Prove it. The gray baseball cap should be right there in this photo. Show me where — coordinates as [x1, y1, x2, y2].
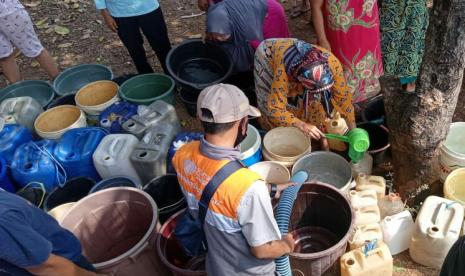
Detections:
[197, 83, 261, 123]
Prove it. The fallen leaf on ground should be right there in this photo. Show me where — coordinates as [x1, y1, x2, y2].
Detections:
[99, 36, 105, 42]
[54, 25, 70, 35]
[30, 61, 39, 68]
[58, 42, 73, 48]
[35, 17, 48, 27]
[96, 20, 103, 25]
[393, 266, 406, 272]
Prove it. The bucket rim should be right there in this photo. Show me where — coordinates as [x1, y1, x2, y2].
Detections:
[60, 187, 158, 269]
[239, 124, 261, 158]
[0, 79, 56, 107]
[288, 182, 355, 259]
[75, 80, 120, 108]
[443, 122, 465, 157]
[263, 127, 311, 161]
[156, 208, 207, 275]
[53, 64, 114, 96]
[44, 176, 96, 211]
[444, 168, 465, 205]
[89, 175, 142, 194]
[166, 39, 234, 90]
[34, 105, 85, 135]
[248, 161, 291, 183]
[118, 73, 175, 103]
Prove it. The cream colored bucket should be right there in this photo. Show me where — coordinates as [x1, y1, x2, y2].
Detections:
[75, 80, 119, 117]
[262, 127, 311, 168]
[249, 161, 290, 184]
[34, 105, 87, 140]
[444, 168, 465, 205]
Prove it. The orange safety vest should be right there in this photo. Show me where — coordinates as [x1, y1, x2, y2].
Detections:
[172, 141, 261, 224]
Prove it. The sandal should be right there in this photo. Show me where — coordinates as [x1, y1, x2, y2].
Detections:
[401, 84, 416, 94]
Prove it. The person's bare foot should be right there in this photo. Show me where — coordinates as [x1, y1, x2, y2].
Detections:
[401, 82, 416, 94]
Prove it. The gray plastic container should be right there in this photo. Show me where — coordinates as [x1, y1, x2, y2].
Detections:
[0, 96, 43, 131]
[131, 122, 178, 184]
[122, 100, 180, 139]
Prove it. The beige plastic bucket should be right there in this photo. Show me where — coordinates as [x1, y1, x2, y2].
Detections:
[444, 168, 465, 205]
[249, 161, 290, 184]
[48, 202, 75, 221]
[439, 122, 465, 182]
[34, 105, 87, 140]
[75, 80, 119, 116]
[59, 187, 170, 276]
[262, 127, 311, 168]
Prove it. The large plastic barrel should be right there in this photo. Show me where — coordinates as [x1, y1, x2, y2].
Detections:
[0, 80, 55, 108]
[119, 73, 175, 105]
[156, 209, 207, 276]
[143, 174, 186, 225]
[43, 177, 96, 211]
[53, 64, 113, 96]
[59, 187, 170, 275]
[286, 183, 354, 275]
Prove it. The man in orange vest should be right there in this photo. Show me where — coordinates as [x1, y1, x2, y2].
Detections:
[172, 83, 295, 275]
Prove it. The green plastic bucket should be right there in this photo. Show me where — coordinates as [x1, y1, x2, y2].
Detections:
[0, 80, 55, 108]
[119, 73, 175, 105]
[53, 64, 113, 96]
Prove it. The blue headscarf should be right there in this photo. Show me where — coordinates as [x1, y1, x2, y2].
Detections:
[207, 0, 268, 72]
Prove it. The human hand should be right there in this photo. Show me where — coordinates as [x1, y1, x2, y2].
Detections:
[282, 233, 295, 254]
[270, 182, 295, 199]
[198, 0, 209, 11]
[319, 39, 331, 52]
[103, 13, 118, 32]
[296, 121, 325, 140]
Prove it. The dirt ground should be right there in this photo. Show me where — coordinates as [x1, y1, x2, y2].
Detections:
[1, 0, 461, 275]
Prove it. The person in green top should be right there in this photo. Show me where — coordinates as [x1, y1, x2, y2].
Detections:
[94, 0, 171, 74]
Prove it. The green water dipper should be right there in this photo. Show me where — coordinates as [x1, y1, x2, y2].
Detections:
[325, 128, 370, 163]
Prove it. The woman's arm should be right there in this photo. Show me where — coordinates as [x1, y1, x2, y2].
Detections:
[311, 0, 331, 51]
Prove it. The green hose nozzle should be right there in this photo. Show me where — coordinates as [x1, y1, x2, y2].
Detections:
[325, 128, 370, 163]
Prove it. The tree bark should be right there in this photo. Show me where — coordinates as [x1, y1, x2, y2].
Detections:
[384, 0, 465, 204]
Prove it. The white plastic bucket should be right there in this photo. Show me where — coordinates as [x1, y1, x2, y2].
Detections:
[75, 80, 119, 124]
[34, 105, 87, 140]
[444, 168, 465, 205]
[262, 127, 311, 168]
[439, 122, 465, 182]
[249, 161, 290, 184]
[239, 124, 262, 167]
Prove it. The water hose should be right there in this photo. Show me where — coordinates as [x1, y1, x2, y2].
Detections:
[275, 171, 309, 276]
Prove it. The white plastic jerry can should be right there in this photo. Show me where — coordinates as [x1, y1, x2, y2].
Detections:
[341, 242, 393, 276]
[122, 100, 181, 139]
[349, 223, 384, 250]
[378, 193, 405, 219]
[381, 210, 414, 255]
[354, 206, 381, 226]
[355, 173, 386, 199]
[0, 96, 43, 131]
[409, 196, 464, 269]
[92, 134, 141, 183]
[325, 111, 348, 152]
[349, 190, 378, 209]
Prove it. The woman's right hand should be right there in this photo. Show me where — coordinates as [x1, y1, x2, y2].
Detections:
[102, 13, 117, 33]
[296, 121, 325, 140]
[198, 0, 209, 11]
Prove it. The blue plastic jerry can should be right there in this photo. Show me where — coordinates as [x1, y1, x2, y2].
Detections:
[54, 127, 108, 181]
[11, 140, 65, 192]
[0, 124, 33, 165]
[99, 102, 138, 133]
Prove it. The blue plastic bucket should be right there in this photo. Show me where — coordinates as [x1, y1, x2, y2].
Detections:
[239, 124, 262, 167]
[89, 176, 142, 194]
[0, 155, 17, 192]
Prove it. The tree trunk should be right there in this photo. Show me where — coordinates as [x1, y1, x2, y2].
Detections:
[384, 0, 465, 205]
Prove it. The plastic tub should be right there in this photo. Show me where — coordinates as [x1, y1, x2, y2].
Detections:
[156, 209, 207, 276]
[46, 94, 76, 109]
[263, 127, 311, 168]
[119, 73, 175, 105]
[0, 80, 55, 107]
[143, 174, 186, 225]
[89, 176, 142, 194]
[53, 64, 113, 96]
[440, 122, 465, 182]
[444, 168, 465, 205]
[356, 123, 390, 165]
[75, 80, 119, 123]
[362, 95, 385, 125]
[166, 39, 233, 92]
[59, 187, 170, 275]
[239, 124, 262, 167]
[287, 183, 354, 275]
[292, 151, 354, 193]
[43, 177, 95, 211]
[34, 105, 87, 140]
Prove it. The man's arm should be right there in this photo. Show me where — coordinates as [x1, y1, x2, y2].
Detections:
[250, 233, 295, 259]
[26, 254, 99, 276]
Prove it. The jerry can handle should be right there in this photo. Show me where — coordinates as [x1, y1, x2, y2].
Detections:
[109, 139, 121, 156]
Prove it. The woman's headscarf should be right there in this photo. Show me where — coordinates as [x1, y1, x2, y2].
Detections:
[284, 40, 335, 118]
[206, 0, 268, 72]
